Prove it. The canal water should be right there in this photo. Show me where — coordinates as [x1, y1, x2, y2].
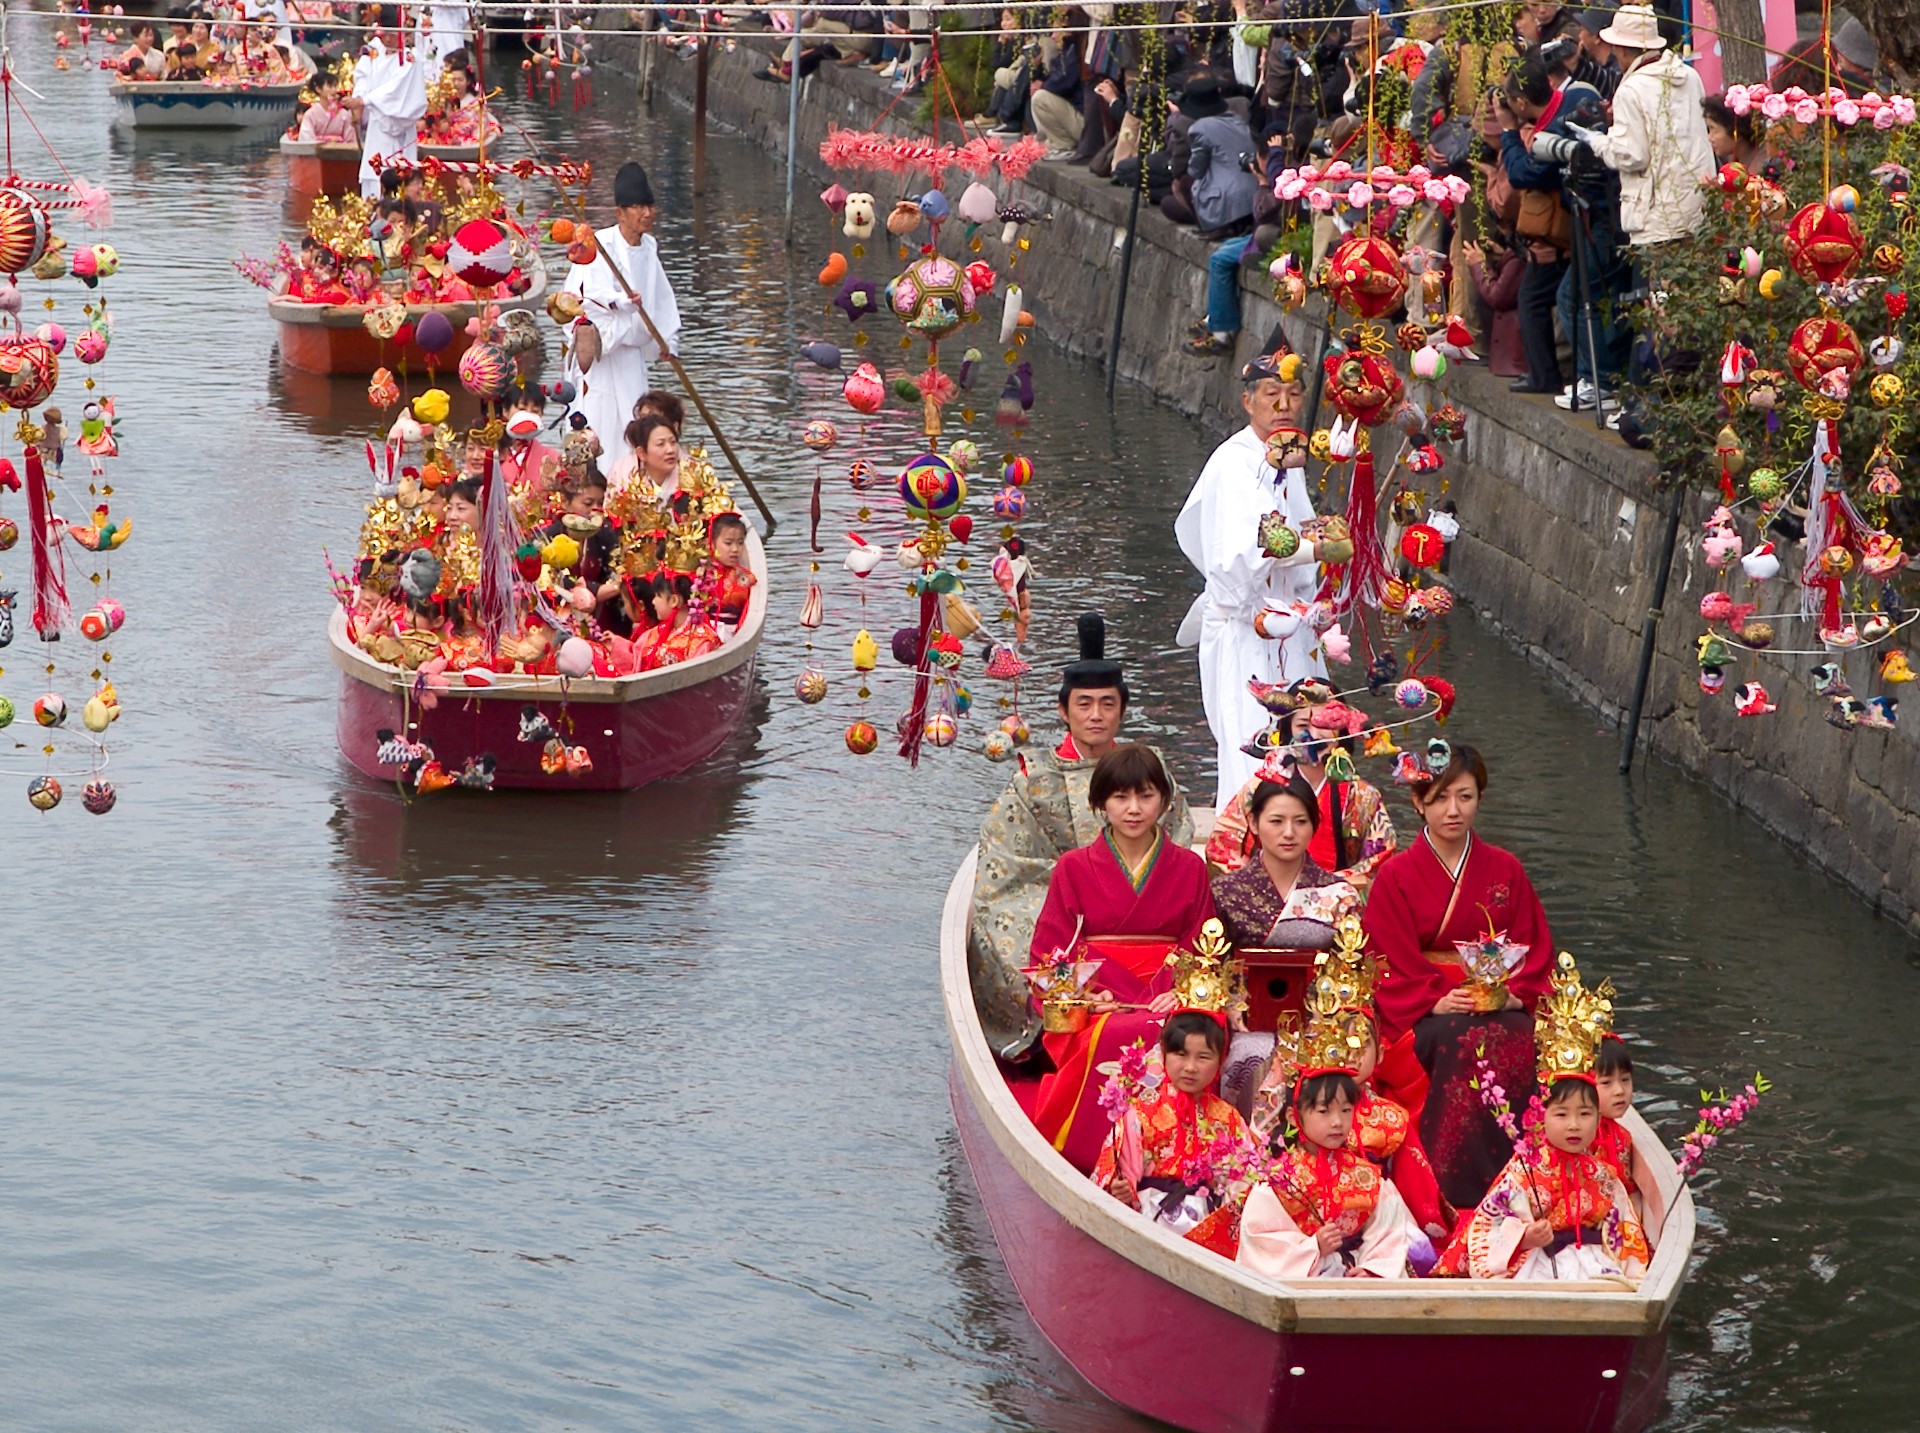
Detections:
[2, 14, 1912, 1430]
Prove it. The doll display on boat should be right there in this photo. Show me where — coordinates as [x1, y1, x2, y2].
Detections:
[108, 36, 316, 130]
[246, 176, 552, 377]
[282, 52, 502, 202]
[330, 410, 768, 793]
[941, 842, 1702, 1433]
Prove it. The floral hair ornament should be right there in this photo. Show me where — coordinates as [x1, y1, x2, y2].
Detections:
[1391, 736, 1452, 787]
[1533, 951, 1616, 1086]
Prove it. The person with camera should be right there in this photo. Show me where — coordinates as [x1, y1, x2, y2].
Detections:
[1491, 50, 1610, 404]
[1574, 5, 1714, 250]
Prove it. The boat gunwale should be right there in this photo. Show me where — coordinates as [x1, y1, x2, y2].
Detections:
[328, 529, 767, 705]
[940, 847, 1696, 1338]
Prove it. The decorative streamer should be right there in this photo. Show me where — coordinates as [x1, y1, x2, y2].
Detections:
[23, 445, 68, 640]
[475, 449, 516, 653]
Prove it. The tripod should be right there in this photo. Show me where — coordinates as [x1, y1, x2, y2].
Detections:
[1564, 184, 1612, 431]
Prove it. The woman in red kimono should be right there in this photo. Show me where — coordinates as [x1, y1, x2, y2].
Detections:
[1363, 744, 1554, 1210]
[1029, 745, 1217, 1173]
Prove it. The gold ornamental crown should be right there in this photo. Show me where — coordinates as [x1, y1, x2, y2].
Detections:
[1312, 915, 1378, 1016]
[1274, 1001, 1368, 1077]
[308, 192, 374, 259]
[1534, 951, 1616, 1082]
[1164, 919, 1244, 1018]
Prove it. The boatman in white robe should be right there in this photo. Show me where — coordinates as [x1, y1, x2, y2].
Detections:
[416, 0, 473, 77]
[1174, 342, 1327, 811]
[352, 36, 428, 200]
[561, 161, 682, 468]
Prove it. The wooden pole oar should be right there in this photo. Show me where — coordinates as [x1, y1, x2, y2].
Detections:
[589, 241, 777, 536]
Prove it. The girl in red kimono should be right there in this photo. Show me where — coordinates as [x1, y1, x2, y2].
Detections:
[1363, 744, 1555, 1210]
[635, 572, 720, 672]
[1238, 1067, 1415, 1279]
[1440, 1076, 1649, 1280]
[1093, 1010, 1260, 1254]
[1591, 1034, 1649, 1219]
[706, 513, 756, 628]
[1029, 745, 1217, 1173]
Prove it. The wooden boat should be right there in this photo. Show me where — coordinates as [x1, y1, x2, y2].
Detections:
[940, 850, 1697, 1433]
[111, 73, 312, 130]
[269, 260, 548, 375]
[329, 532, 767, 791]
[281, 135, 361, 198]
[280, 138, 487, 201]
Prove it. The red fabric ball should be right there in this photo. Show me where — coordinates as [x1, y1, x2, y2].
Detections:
[1786, 315, 1864, 391]
[1784, 203, 1864, 285]
[448, 219, 515, 288]
[1325, 234, 1408, 320]
[1322, 350, 1405, 426]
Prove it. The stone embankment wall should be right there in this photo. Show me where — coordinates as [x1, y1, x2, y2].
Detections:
[591, 27, 1920, 933]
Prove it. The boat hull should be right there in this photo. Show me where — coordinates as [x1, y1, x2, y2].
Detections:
[952, 1063, 1668, 1433]
[331, 534, 766, 792]
[939, 852, 1691, 1433]
[113, 80, 306, 130]
[270, 263, 548, 376]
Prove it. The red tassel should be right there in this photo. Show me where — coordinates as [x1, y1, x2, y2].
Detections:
[1339, 449, 1388, 616]
[897, 588, 939, 766]
[24, 445, 68, 640]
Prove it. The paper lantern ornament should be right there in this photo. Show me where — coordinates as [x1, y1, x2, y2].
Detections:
[1325, 234, 1408, 319]
[898, 452, 965, 519]
[1785, 203, 1864, 285]
[1786, 315, 1865, 392]
[448, 219, 515, 287]
[457, 341, 513, 398]
[0, 187, 49, 275]
[889, 254, 976, 339]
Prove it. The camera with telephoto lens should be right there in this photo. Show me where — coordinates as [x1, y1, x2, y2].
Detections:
[1539, 35, 1578, 67]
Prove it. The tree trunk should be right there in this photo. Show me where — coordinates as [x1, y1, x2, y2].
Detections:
[1711, 0, 1768, 88]
[1856, 0, 1920, 85]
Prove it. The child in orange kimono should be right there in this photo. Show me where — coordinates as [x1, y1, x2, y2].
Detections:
[1440, 1073, 1650, 1281]
[1094, 1011, 1261, 1254]
[1238, 1068, 1416, 1278]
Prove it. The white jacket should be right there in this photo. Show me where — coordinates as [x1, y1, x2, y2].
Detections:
[1590, 49, 1715, 246]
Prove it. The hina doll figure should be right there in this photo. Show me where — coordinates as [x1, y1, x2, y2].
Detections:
[1238, 1068, 1416, 1279]
[635, 571, 720, 672]
[1093, 1010, 1262, 1255]
[1442, 1076, 1650, 1281]
[1209, 764, 1358, 1111]
[1206, 694, 1397, 896]
[1363, 745, 1555, 1210]
[969, 616, 1196, 1063]
[1029, 745, 1218, 1173]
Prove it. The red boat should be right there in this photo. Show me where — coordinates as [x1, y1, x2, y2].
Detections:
[330, 532, 767, 790]
[940, 851, 1696, 1433]
[270, 261, 548, 375]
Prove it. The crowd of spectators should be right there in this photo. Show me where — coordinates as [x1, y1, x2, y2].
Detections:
[678, 3, 1889, 434]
